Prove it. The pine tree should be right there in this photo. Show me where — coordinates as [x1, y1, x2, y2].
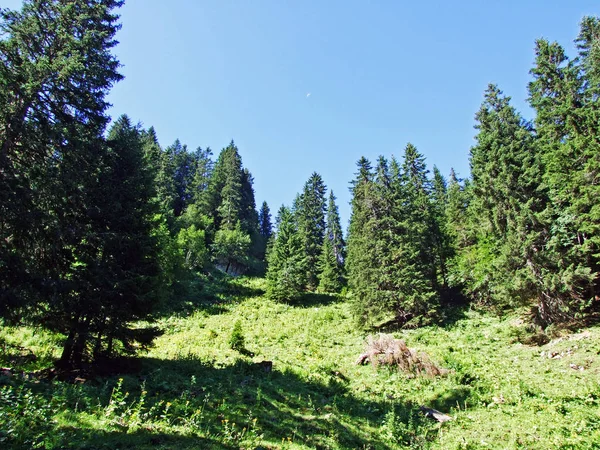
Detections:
[204, 141, 244, 232]
[257, 201, 273, 261]
[57, 115, 161, 366]
[296, 172, 327, 290]
[459, 85, 541, 311]
[0, 0, 123, 325]
[430, 166, 452, 291]
[526, 26, 600, 324]
[346, 157, 381, 323]
[266, 206, 306, 301]
[393, 144, 439, 322]
[318, 191, 346, 293]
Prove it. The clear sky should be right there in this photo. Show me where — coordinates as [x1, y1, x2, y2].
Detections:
[4, 1, 598, 228]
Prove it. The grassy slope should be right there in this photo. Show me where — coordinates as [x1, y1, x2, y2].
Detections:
[1, 276, 600, 449]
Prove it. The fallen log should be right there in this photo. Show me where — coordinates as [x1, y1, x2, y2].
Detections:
[419, 405, 452, 423]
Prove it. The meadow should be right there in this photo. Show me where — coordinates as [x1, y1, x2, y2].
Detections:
[1, 275, 600, 449]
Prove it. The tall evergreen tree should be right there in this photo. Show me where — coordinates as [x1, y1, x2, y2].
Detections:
[346, 157, 382, 323]
[166, 139, 196, 218]
[191, 146, 214, 205]
[430, 166, 453, 291]
[318, 191, 346, 293]
[258, 201, 273, 262]
[458, 85, 541, 310]
[526, 26, 600, 324]
[259, 201, 273, 240]
[266, 206, 306, 301]
[57, 116, 161, 366]
[204, 141, 244, 232]
[0, 0, 123, 323]
[393, 144, 440, 321]
[296, 172, 327, 290]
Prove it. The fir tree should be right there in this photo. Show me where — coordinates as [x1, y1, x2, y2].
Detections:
[318, 191, 346, 293]
[258, 201, 273, 261]
[296, 173, 327, 290]
[0, 0, 123, 335]
[58, 115, 161, 366]
[167, 139, 196, 218]
[459, 85, 541, 311]
[266, 206, 306, 301]
[526, 28, 599, 324]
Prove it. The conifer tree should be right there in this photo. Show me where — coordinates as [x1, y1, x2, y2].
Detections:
[430, 166, 452, 290]
[318, 191, 346, 293]
[77, 116, 160, 363]
[166, 139, 196, 218]
[0, 0, 123, 325]
[526, 26, 600, 324]
[346, 157, 381, 323]
[140, 127, 177, 223]
[258, 201, 273, 261]
[191, 147, 214, 205]
[266, 206, 306, 301]
[259, 201, 273, 240]
[459, 85, 541, 310]
[393, 144, 440, 321]
[296, 173, 327, 290]
[204, 141, 244, 232]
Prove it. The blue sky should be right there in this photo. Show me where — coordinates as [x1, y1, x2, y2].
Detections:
[5, 1, 598, 227]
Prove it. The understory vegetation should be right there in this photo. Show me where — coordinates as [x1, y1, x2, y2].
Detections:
[2, 276, 600, 449]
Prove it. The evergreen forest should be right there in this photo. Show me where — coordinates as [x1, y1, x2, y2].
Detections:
[1, 1, 600, 449]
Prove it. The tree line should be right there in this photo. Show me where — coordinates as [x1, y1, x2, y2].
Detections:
[345, 18, 600, 328]
[1, 1, 599, 369]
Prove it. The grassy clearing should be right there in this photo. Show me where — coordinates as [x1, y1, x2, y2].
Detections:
[1, 275, 600, 449]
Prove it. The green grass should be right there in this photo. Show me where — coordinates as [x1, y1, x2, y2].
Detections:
[2, 276, 600, 449]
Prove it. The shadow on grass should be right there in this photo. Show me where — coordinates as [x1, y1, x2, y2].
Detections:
[285, 291, 342, 309]
[375, 302, 471, 334]
[7, 355, 435, 450]
[153, 272, 265, 319]
[134, 355, 425, 449]
[51, 427, 236, 450]
[427, 386, 473, 412]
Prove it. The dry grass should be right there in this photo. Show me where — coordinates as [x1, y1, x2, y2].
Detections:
[356, 334, 444, 377]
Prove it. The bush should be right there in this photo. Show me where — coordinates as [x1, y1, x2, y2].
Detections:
[229, 320, 245, 351]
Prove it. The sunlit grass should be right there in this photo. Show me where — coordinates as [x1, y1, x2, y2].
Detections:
[2, 275, 600, 449]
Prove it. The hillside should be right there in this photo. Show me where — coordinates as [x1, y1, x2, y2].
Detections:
[2, 276, 600, 449]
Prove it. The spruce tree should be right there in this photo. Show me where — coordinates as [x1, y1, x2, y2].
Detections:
[318, 191, 346, 293]
[191, 147, 214, 205]
[0, 0, 123, 325]
[166, 139, 196, 218]
[346, 157, 381, 323]
[526, 27, 599, 324]
[393, 144, 439, 322]
[430, 166, 452, 291]
[258, 201, 273, 261]
[204, 141, 244, 232]
[459, 85, 541, 311]
[296, 172, 327, 290]
[266, 206, 306, 301]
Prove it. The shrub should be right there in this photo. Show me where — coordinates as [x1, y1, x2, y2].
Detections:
[229, 320, 245, 351]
